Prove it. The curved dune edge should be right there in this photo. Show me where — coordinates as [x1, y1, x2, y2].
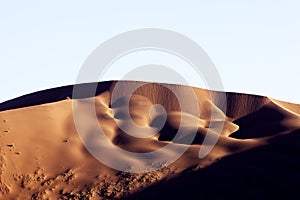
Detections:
[0, 81, 300, 199]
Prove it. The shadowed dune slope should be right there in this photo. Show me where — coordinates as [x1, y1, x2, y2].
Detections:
[126, 129, 300, 200]
[0, 82, 113, 112]
[0, 81, 300, 199]
[0, 81, 275, 118]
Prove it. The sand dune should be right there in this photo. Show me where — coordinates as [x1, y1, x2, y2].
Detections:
[0, 81, 300, 199]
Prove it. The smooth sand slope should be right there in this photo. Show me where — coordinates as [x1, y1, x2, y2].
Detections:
[0, 81, 300, 199]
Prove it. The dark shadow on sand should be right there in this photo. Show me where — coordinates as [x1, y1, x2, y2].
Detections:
[125, 129, 300, 200]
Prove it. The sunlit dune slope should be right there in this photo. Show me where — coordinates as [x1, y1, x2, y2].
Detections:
[0, 81, 300, 199]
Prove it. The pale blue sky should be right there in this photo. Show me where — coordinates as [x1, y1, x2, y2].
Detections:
[1, 1, 300, 103]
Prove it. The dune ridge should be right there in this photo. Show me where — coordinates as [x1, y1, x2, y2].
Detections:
[0, 81, 300, 199]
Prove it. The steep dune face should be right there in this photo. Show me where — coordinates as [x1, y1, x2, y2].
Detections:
[0, 81, 300, 199]
[230, 101, 300, 139]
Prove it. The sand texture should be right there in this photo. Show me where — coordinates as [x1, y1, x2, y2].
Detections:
[0, 81, 300, 199]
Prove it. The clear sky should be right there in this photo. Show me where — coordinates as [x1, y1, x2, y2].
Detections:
[1, 1, 300, 103]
